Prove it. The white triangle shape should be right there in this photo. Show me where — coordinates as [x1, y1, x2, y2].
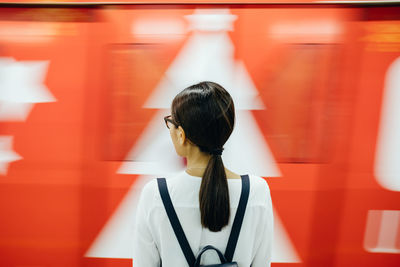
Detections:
[86, 9, 301, 263]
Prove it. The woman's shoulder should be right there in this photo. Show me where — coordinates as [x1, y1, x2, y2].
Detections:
[138, 172, 192, 201]
[243, 173, 269, 187]
[138, 178, 159, 203]
[246, 174, 272, 206]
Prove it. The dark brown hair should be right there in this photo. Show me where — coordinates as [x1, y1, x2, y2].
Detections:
[171, 81, 235, 232]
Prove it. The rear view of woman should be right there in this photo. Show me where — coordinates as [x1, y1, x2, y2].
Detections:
[132, 81, 273, 266]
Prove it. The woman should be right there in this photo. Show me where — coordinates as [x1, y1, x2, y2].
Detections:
[132, 81, 273, 266]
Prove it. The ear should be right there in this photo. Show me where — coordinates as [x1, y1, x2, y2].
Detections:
[177, 126, 186, 145]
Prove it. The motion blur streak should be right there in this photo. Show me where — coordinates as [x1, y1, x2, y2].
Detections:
[0, 2, 399, 267]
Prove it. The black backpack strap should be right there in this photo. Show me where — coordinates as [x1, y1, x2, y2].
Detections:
[157, 178, 195, 266]
[224, 174, 250, 262]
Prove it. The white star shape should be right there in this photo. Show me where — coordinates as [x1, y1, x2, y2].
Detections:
[0, 136, 22, 175]
[0, 57, 56, 121]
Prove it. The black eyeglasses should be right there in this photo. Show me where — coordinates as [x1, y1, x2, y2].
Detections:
[164, 115, 179, 129]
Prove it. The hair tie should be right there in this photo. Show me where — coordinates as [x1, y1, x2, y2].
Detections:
[211, 147, 223, 156]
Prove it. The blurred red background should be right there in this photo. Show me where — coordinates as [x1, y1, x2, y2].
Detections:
[0, 1, 399, 266]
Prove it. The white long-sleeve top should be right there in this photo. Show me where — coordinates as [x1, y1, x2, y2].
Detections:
[132, 170, 273, 267]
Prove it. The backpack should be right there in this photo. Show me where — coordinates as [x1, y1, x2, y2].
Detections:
[157, 174, 250, 267]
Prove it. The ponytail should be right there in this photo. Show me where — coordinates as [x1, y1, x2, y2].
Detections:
[199, 153, 230, 232]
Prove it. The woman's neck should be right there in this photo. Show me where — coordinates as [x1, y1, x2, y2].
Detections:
[185, 151, 211, 169]
[184, 145, 240, 179]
